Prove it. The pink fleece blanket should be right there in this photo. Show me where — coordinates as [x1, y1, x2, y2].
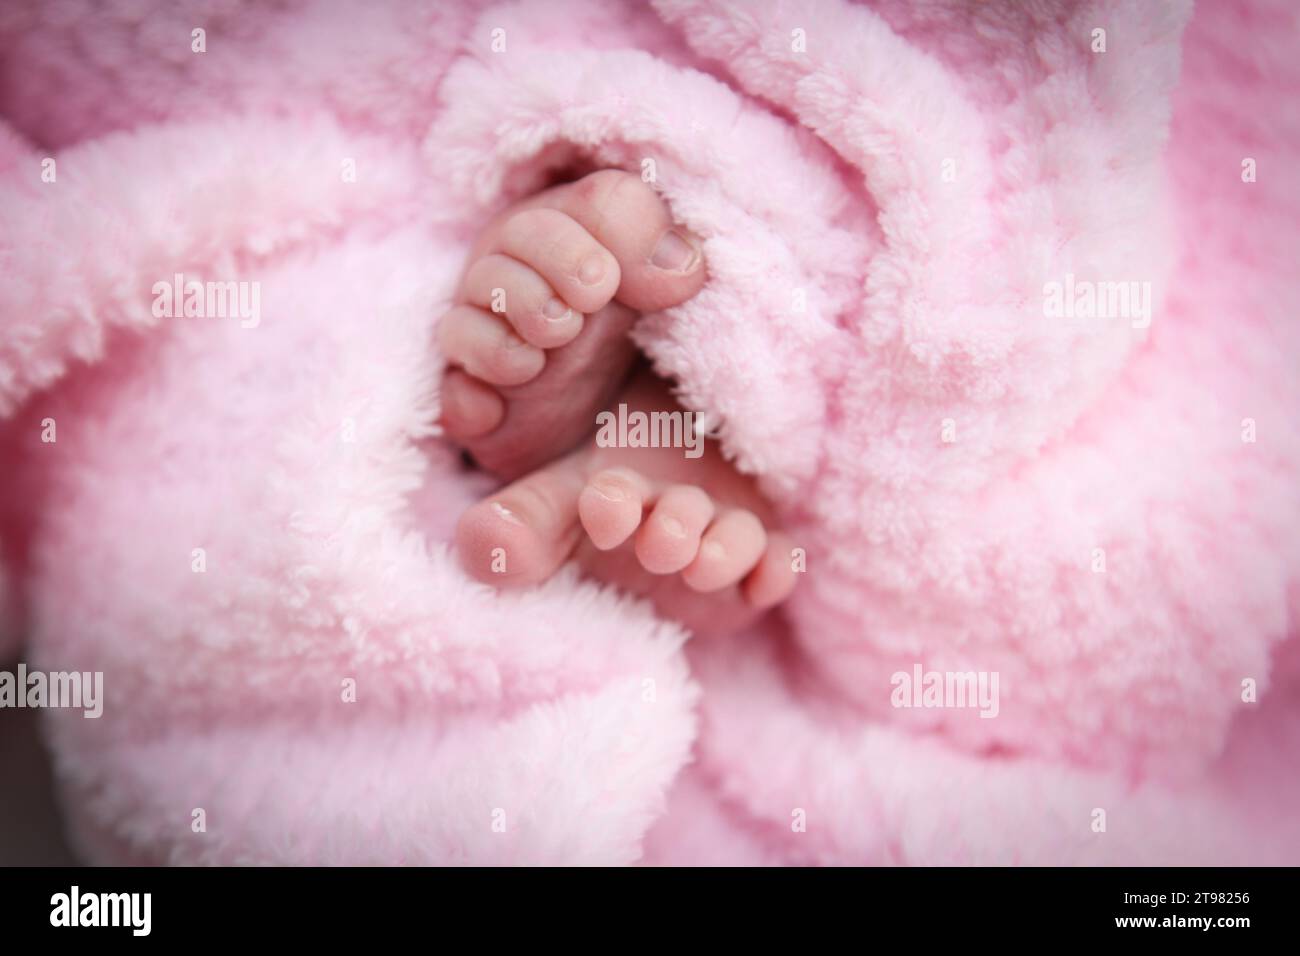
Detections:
[1, 0, 1298, 865]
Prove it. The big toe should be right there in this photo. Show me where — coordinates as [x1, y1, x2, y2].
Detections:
[550, 169, 706, 313]
[455, 455, 586, 587]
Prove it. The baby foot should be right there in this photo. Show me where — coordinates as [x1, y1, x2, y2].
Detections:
[454, 371, 797, 636]
[438, 170, 706, 480]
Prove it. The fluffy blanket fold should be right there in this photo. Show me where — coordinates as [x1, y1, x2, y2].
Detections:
[1, 0, 1298, 864]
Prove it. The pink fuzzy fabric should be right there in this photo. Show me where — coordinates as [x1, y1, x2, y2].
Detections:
[0, 0, 1297, 864]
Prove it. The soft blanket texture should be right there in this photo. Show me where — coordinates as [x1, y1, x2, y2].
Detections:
[1, 0, 1298, 864]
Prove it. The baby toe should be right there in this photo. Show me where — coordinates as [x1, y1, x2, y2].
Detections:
[494, 208, 620, 315]
[681, 509, 767, 593]
[437, 304, 546, 387]
[551, 169, 706, 313]
[635, 484, 714, 575]
[461, 253, 583, 350]
[578, 468, 649, 551]
[455, 458, 586, 587]
[741, 532, 800, 609]
[440, 368, 505, 440]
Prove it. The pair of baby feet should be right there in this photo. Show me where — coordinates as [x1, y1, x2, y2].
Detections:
[440, 170, 796, 632]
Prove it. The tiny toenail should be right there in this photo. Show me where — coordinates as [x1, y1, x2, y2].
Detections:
[651, 229, 699, 272]
[700, 540, 725, 561]
[542, 298, 571, 321]
[590, 479, 628, 502]
[504, 334, 529, 350]
[578, 255, 606, 285]
[491, 502, 524, 525]
[659, 515, 686, 537]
